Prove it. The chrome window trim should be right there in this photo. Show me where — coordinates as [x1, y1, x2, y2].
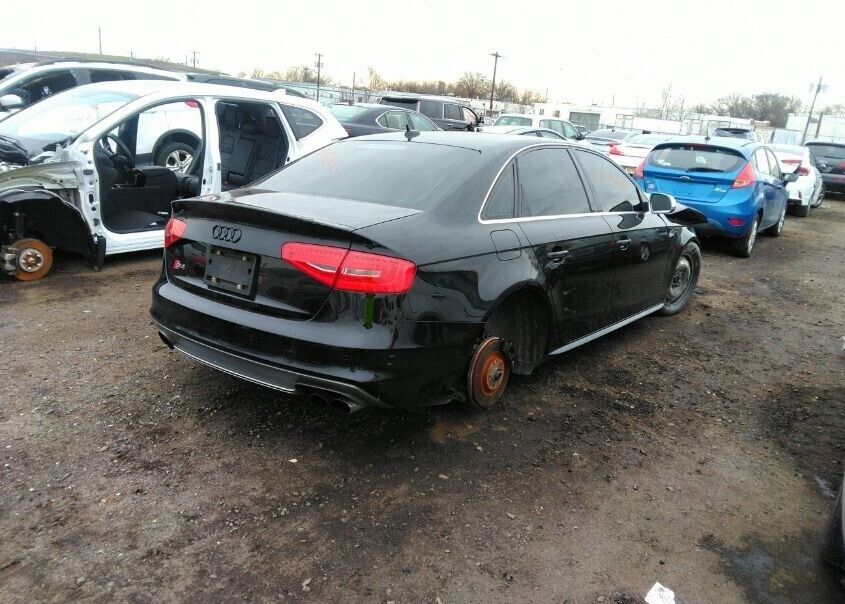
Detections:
[477, 143, 651, 224]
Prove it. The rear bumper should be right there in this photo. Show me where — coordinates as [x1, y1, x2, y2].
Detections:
[677, 198, 756, 239]
[150, 279, 479, 408]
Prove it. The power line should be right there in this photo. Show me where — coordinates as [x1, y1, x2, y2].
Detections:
[489, 52, 503, 111]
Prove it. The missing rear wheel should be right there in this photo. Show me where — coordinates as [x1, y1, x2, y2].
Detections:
[467, 337, 511, 409]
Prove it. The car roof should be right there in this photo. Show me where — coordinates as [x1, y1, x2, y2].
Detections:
[7, 60, 185, 76]
[62, 79, 320, 106]
[381, 93, 468, 103]
[339, 130, 579, 153]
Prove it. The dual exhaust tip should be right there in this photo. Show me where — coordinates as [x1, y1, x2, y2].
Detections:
[157, 331, 364, 414]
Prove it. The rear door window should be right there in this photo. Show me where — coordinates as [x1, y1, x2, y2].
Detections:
[482, 163, 516, 220]
[279, 104, 323, 139]
[765, 149, 781, 179]
[574, 149, 642, 212]
[648, 145, 745, 172]
[378, 111, 409, 130]
[517, 148, 590, 217]
[419, 100, 441, 118]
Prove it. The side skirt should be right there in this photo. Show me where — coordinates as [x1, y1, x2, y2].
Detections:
[549, 303, 665, 356]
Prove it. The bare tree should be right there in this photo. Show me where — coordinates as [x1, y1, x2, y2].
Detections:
[455, 72, 489, 99]
[250, 68, 265, 79]
[659, 84, 673, 120]
[368, 67, 387, 91]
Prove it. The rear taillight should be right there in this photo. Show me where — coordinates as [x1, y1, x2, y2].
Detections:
[781, 159, 801, 165]
[164, 218, 187, 248]
[608, 144, 623, 156]
[635, 160, 645, 179]
[731, 162, 756, 189]
[796, 165, 810, 176]
[281, 242, 416, 294]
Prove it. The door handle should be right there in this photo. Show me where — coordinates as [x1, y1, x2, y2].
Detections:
[547, 249, 569, 259]
[617, 238, 632, 250]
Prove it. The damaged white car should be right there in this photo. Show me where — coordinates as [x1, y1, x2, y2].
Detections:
[0, 80, 345, 280]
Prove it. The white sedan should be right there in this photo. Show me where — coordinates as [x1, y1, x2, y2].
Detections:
[772, 144, 824, 217]
[606, 133, 673, 175]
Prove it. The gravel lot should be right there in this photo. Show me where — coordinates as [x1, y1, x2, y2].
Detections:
[2, 198, 844, 603]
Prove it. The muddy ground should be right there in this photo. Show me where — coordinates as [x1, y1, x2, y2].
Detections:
[1, 199, 844, 604]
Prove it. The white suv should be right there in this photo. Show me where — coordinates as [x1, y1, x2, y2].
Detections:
[0, 61, 185, 118]
[0, 80, 346, 280]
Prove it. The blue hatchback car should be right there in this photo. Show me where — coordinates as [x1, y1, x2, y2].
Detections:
[636, 137, 797, 257]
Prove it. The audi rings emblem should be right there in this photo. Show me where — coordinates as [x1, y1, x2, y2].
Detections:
[212, 225, 242, 243]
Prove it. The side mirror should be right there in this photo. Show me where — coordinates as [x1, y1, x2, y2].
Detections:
[577, 132, 585, 140]
[0, 94, 23, 111]
[782, 172, 799, 183]
[649, 192, 676, 214]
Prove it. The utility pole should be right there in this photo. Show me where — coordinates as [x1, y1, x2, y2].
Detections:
[315, 53, 324, 103]
[98, 27, 102, 55]
[801, 75, 825, 144]
[190, 50, 199, 69]
[351, 71, 355, 103]
[489, 51, 502, 111]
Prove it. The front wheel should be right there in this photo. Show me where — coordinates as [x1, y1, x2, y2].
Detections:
[10, 238, 53, 281]
[658, 242, 701, 316]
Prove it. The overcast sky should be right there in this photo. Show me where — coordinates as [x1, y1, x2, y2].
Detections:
[4, 0, 843, 108]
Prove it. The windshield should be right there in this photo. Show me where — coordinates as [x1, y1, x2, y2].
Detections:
[329, 104, 371, 121]
[806, 143, 845, 160]
[0, 68, 15, 82]
[258, 140, 482, 209]
[0, 86, 139, 143]
[494, 116, 532, 127]
[648, 145, 745, 172]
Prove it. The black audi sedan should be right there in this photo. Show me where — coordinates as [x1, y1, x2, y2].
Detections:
[329, 102, 441, 137]
[151, 132, 702, 410]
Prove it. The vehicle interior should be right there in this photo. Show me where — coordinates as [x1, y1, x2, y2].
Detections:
[216, 101, 289, 191]
[95, 100, 206, 234]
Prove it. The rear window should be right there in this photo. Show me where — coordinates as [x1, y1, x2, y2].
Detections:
[588, 129, 631, 141]
[648, 145, 745, 172]
[495, 116, 532, 127]
[806, 143, 845, 160]
[626, 134, 670, 146]
[257, 140, 481, 209]
[0, 68, 15, 81]
[328, 104, 370, 121]
[382, 98, 418, 111]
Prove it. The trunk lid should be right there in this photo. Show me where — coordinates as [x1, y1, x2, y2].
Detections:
[642, 143, 747, 203]
[165, 192, 420, 320]
[806, 143, 845, 175]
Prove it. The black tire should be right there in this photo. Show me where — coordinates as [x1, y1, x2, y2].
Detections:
[821, 479, 845, 570]
[155, 141, 197, 172]
[731, 216, 759, 258]
[764, 203, 787, 237]
[793, 203, 810, 217]
[658, 242, 701, 316]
